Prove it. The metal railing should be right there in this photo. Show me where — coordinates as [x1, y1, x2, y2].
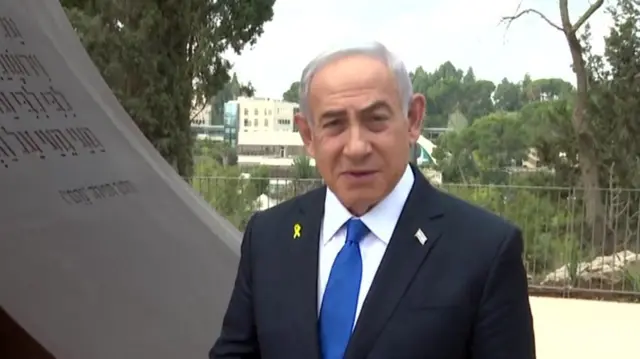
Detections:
[188, 176, 640, 301]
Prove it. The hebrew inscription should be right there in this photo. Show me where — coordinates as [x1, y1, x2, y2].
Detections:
[1, 16, 135, 203]
[0, 4, 243, 358]
[0, 16, 106, 170]
[59, 180, 138, 206]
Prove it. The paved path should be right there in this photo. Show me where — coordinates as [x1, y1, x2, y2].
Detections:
[531, 297, 640, 358]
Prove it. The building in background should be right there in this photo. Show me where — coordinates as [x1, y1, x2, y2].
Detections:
[232, 97, 305, 167]
[236, 96, 298, 134]
[190, 102, 225, 141]
[223, 100, 239, 147]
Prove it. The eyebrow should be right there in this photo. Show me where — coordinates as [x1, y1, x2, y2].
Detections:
[319, 109, 347, 122]
[360, 100, 392, 115]
[318, 100, 393, 122]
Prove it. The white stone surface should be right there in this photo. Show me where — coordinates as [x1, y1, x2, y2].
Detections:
[531, 297, 640, 358]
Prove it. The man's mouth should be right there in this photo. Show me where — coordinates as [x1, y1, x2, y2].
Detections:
[343, 170, 377, 179]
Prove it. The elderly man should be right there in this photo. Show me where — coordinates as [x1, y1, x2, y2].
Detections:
[210, 42, 535, 359]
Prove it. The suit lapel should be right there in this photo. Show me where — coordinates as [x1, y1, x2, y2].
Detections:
[345, 168, 446, 359]
[286, 187, 325, 359]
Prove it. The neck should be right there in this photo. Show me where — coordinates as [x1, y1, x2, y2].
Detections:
[348, 203, 376, 217]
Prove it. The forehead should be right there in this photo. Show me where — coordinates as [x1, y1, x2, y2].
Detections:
[308, 55, 401, 110]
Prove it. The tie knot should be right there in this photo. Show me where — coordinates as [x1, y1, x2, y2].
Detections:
[345, 218, 369, 244]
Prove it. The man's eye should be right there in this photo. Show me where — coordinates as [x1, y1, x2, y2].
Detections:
[371, 115, 388, 121]
[323, 120, 339, 127]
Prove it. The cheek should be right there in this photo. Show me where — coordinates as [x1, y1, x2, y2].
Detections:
[312, 140, 342, 168]
[373, 131, 408, 158]
[313, 135, 341, 156]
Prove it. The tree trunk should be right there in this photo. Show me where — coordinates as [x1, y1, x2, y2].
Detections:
[563, 22, 608, 252]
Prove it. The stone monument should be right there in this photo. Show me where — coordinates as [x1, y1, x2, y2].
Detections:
[0, 1, 241, 358]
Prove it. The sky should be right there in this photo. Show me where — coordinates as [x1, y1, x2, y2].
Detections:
[226, 0, 614, 99]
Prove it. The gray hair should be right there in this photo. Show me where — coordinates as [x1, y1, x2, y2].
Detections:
[298, 41, 413, 122]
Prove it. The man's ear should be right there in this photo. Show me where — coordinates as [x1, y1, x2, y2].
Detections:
[407, 93, 426, 143]
[294, 112, 315, 158]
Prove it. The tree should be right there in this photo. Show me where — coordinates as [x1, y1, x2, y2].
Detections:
[62, 0, 275, 176]
[459, 68, 496, 120]
[193, 139, 238, 167]
[434, 112, 530, 184]
[585, 0, 640, 190]
[447, 110, 468, 131]
[287, 155, 319, 195]
[191, 159, 257, 230]
[501, 0, 607, 250]
[282, 81, 300, 103]
[209, 74, 255, 125]
[494, 78, 524, 112]
[520, 99, 578, 184]
[292, 155, 315, 179]
[583, 0, 640, 251]
[248, 165, 271, 197]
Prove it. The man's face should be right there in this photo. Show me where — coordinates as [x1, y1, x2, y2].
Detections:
[295, 55, 425, 215]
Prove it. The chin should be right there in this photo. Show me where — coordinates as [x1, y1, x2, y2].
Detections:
[339, 188, 385, 212]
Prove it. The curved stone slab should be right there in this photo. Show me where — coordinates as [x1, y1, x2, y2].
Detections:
[0, 1, 241, 358]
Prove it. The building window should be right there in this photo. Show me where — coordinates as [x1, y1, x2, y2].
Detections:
[268, 109, 272, 115]
[254, 109, 259, 115]
[244, 108, 249, 115]
[264, 108, 268, 115]
[244, 118, 250, 126]
[254, 118, 258, 126]
[264, 119, 269, 126]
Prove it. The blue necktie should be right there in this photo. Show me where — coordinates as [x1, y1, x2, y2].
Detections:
[319, 218, 370, 359]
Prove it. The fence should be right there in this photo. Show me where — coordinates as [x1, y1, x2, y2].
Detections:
[188, 176, 640, 301]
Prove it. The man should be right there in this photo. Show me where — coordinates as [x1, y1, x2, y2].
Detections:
[210, 41, 535, 359]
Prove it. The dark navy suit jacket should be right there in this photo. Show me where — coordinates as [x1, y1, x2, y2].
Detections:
[211, 165, 536, 358]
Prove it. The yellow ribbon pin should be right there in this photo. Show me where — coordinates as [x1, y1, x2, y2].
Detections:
[293, 223, 302, 239]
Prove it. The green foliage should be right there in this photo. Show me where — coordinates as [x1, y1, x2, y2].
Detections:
[585, 0, 640, 189]
[285, 155, 318, 196]
[441, 184, 583, 276]
[62, 0, 275, 176]
[192, 162, 256, 230]
[248, 165, 271, 196]
[282, 81, 300, 103]
[193, 139, 238, 167]
[191, 140, 277, 229]
[433, 111, 529, 184]
[292, 155, 315, 179]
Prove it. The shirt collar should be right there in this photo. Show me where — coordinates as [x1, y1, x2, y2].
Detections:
[322, 164, 415, 245]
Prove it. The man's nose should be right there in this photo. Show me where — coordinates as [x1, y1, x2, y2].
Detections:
[343, 125, 371, 159]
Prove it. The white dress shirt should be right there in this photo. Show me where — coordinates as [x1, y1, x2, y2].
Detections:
[318, 164, 415, 322]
